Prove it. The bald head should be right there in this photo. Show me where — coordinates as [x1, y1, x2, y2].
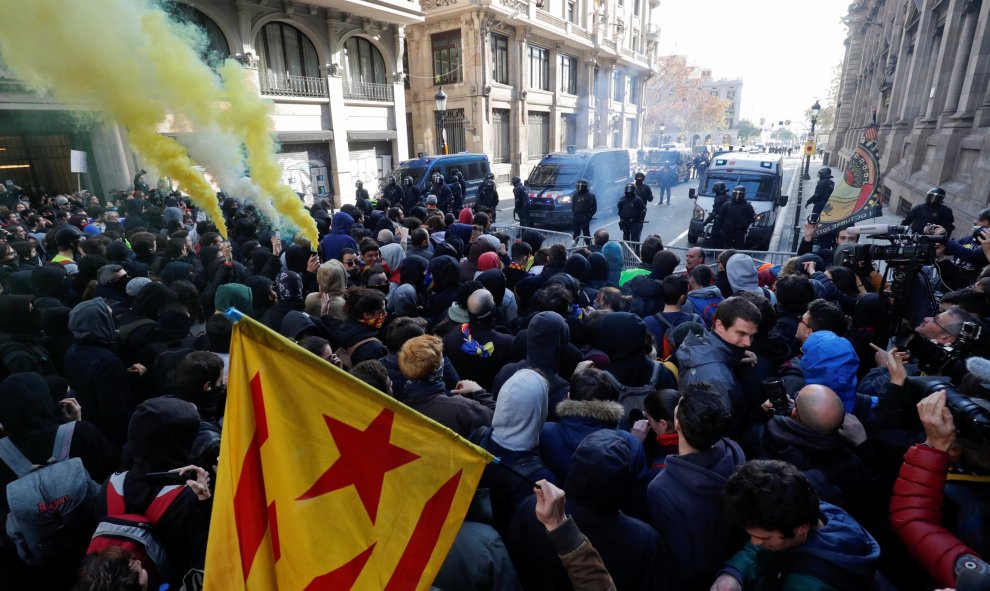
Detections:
[467, 288, 495, 317]
[794, 384, 845, 434]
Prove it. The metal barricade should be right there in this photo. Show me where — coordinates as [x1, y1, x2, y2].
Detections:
[491, 224, 575, 249]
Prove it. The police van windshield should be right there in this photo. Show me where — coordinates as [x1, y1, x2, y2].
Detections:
[701, 174, 776, 201]
[644, 151, 681, 166]
[527, 163, 581, 187]
[388, 167, 428, 186]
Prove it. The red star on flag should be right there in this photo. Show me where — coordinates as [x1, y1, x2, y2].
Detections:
[297, 408, 420, 524]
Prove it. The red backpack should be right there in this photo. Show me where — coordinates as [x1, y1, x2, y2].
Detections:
[86, 472, 185, 584]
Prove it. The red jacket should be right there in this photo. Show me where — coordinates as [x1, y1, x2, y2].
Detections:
[889, 443, 978, 587]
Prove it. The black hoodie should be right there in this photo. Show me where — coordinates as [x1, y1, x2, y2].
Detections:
[492, 311, 571, 419]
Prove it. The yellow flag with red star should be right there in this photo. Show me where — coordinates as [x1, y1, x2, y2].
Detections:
[204, 311, 494, 590]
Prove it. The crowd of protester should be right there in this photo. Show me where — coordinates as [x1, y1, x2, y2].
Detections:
[0, 179, 987, 591]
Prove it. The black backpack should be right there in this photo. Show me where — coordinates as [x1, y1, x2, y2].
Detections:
[603, 361, 675, 425]
[147, 336, 198, 396]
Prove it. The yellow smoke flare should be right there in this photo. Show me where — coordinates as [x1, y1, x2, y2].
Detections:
[219, 61, 318, 248]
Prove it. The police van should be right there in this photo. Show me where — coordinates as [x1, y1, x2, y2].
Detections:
[524, 148, 629, 228]
[381, 153, 491, 204]
[687, 152, 788, 250]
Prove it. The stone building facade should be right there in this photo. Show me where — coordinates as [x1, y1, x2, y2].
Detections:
[0, 0, 424, 206]
[404, 0, 657, 181]
[829, 0, 990, 222]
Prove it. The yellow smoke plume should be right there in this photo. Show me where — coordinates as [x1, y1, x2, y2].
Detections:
[219, 61, 318, 247]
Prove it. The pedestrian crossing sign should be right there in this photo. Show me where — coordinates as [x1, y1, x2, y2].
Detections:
[804, 141, 815, 156]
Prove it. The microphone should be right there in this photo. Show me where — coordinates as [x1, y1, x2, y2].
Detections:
[844, 224, 909, 236]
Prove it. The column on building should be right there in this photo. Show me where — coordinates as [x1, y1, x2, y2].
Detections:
[392, 25, 410, 163]
[577, 52, 597, 149]
[940, 5, 977, 118]
[924, 7, 965, 120]
[550, 43, 562, 152]
[953, 0, 990, 123]
[326, 18, 352, 207]
[518, 27, 531, 163]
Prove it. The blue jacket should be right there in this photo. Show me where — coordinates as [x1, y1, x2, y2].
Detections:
[648, 438, 746, 590]
[720, 502, 880, 590]
[319, 212, 358, 262]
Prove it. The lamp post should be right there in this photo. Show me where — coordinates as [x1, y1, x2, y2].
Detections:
[434, 86, 448, 155]
[659, 122, 666, 146]
[802, 100, 821, 180]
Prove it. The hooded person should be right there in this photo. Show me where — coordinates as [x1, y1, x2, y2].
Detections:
[305, 259, 348, 320]
[587, 252, 610, 290]
[379, 242, 406, 282]
[726, 253, 776, 307]
[117, 282, 178, 353]
[283, 244, 318, 295]
[470, 369, 555, 533]
[244, 276, 274, 320]
[477, 268, 518, 325]
[279, 310, 327, 342]
[0, 372, 120, 587]
[492, 311, 571, 419]
[800, 330, 861, 414]
[160, 261, 193, 287]
[29, 265, 67, 307]
[425, 255, 461, 326]
[264, 270, 306, 333]
[389, 255, 430, 315]
[564, 253, 598, 304]
[601, 241, 623, 287]
[92, 397, 212, 590]
[319, 211, 359, 263]
[445, 223, 474, 250]
[213, 283, 253, 317]
[64, 299, 133, 446]
[0, 295, 56, 376]
[476, 251, 502, 275]
[442, 288, 520, 392]
[598, 312, 674, 389]
[509, 430, 665, 591]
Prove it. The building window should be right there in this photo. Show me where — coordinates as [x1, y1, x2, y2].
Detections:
[492, 34, 509, 85]
[529, 45, 550, 90]
[560, 55, 578, 95]
[628, 75, 638, 105]
[560, 113, 576, 148]
[165, 4, 229, 66]
[493, 109, 511, 163]
[612, 70, 625, 102]
[432, 30, 462, 85]
[624, 118, 636, 148]
[634, 0, 640, 16]
[567, 1, 577, 24]
[631, 31, 639, 52]
[613, 125, 622, 148]
[528, 112, 550, 159]
[256, 22, 325, 97]
[618, 0, 623, 7]
[436, 108, 466, 153]
[343, 37, 392, 101]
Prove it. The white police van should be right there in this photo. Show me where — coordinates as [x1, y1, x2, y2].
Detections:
[687, 152, 788, 250]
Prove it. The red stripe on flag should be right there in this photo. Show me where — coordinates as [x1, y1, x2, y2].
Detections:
[304, 543, 376, 591]
[268, 500, 280, 562]
[233, 373, 273, 580]
[384, 470, 463, 591]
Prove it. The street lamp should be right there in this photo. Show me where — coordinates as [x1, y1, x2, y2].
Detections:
[659, 122, 666, 146]
[435, 86, 448, 154]
[802, 99, 821, 180]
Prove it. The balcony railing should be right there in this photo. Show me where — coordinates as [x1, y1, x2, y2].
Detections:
[260, 71, 328, 98]
[343, 80, 394, 102]
[536, 10, 568, 29]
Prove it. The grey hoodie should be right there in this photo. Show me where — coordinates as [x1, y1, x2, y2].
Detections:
[68, 298, 116, 345]
[492, 369, 548, 452]
[726, 254, 776, 306]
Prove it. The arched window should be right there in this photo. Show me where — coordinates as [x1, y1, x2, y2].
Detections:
[164, 4, 230, 66]
[342, 37, 391, 101]
[256, 22, 325, 97]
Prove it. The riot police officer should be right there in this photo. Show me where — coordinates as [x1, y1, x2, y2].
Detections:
[477, 177, 499, 221]
[354, 180, 372, 216]
[450, 169, 467, 212]
[401, 176, 420, 214]
[718, 185, 755, 249]
[903, 186, 956, 237]
[618, 182, 646, 244]
[512, 176, 530, 227]
[429, 172, 453, 214]
[804, 167, 835, 217]
[704, 182, 730, 247]
[382, 176, 403, 208]
[633, 172, 654, 209]
[572, 179, 597, 245]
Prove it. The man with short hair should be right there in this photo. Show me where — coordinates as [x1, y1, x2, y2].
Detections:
[677, 297, 761, 430]
[795, 298, 847, 345]
[589, 229, 610, 253]
[407, 227, 433, 260]
[914, 305, 977, 347]
[682, 264, 723, 327]
[712, 459, 880, 591]
[685, 246, 706, 274]
[647, 382, 745, 589]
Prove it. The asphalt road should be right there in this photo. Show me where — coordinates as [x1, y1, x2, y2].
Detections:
[496, 155, 802, 249]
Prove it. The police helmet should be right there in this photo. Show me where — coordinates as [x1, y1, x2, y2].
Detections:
[927, 186, 946, 204]
[712, 182, 728, 194]
[387, 176, 397, 186]
[432, 172, 444, 185]
[403, 176, 413, 187]
[576, 179, 589, 192]
[731, 185, 746, 200]
[511, 176, 522, 186]
[818, 167, 832, 179]
[54, 224, 83, 249]
[483, 178, 495, 188]
[624, 183, 636, 196]
[355, 180, 363, 188]
[634, 172, 646, 182]
[485, 172, 495, 181]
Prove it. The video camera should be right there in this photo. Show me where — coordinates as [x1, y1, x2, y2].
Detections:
[905, 376, 990, 448]
[899, 319, 984, 374]
[840, 224, 943, 267]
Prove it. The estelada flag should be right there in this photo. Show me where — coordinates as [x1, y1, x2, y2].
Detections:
[204, 310, 494, 590]
[814, 123, 884, 238]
